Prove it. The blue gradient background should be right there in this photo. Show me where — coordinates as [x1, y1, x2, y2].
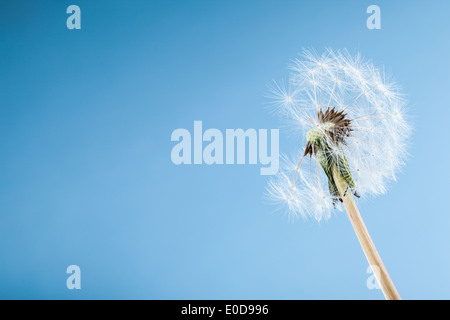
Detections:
[1, 0, 449, 299]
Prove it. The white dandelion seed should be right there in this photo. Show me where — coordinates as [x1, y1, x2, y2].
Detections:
[266, 49, 411, 300]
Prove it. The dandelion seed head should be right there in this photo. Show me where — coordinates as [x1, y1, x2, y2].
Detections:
[266, 49, 411, 222]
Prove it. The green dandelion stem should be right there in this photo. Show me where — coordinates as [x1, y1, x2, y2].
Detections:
[307, 123, 401, 300]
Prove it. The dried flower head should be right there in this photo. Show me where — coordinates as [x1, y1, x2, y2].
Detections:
[267, 49, 411, 221]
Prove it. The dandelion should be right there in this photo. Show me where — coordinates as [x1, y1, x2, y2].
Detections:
[267, 49, 411, 300]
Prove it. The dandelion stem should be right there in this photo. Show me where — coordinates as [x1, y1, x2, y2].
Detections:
[331, 165, 401, 300]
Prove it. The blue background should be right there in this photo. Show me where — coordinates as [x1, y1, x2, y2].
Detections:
[1, 0, 449, 299]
